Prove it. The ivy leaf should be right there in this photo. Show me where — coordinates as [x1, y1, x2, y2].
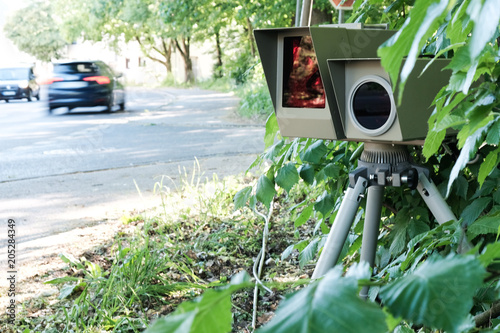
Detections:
[460, 197, 492, 227]
[147, 272, 251, 333]
[256, 175, 276, 209]
[233, 186, 252, 210]
[380, 254, 485, 333]
[275, 163, 299, 192]
[467, 212, 500, 241]
[300, 140, 327, 164]
[258, 268, 388, 333]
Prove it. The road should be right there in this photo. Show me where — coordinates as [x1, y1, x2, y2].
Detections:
[0, 87, 265, 264]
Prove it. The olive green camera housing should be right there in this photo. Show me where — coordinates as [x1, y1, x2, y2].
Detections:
[254, 26, 451, 144]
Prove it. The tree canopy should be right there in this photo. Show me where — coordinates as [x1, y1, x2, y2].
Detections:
[3, 1, 66, 62]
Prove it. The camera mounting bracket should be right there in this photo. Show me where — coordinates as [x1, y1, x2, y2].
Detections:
[349, 143, 429, 189]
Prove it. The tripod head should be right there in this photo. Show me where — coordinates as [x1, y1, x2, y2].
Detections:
[349, 143, 429, 190]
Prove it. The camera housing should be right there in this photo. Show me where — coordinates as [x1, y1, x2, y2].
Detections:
[327, 58, 451, 143]
[255, 27, 342, 140]
[255, 25, 452, 144]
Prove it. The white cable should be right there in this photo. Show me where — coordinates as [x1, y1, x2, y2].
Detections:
[252, 201, 274, 330]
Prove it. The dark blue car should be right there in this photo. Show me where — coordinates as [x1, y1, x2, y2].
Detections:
[47, 61, 125, 113]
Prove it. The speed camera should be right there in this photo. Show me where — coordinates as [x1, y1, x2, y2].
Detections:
[255, 25, 452, 144]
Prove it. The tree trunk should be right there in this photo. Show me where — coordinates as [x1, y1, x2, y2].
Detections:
[245, 17, 256, 57]
[135, 36, 171, 76]
[214, 30, 223, 78]
[162, 38, 173, 74]
[174, 37, 194, 84]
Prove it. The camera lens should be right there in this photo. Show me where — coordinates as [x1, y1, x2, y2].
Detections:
[349, 76, 395, 136]
[352, 82, 391, 130]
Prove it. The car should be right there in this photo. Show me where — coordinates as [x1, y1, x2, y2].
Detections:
[47, 60, 125, 113]
[0, 66, 40, 102]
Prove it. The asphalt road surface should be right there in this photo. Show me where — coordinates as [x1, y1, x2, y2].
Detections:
[0, 87, 265, 263]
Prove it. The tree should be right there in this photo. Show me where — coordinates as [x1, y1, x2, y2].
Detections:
[4, 1, 67, 62]
[54, 0, 175, 76]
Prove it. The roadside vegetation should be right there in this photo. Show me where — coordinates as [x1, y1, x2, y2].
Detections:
[2, 0, 500, 332]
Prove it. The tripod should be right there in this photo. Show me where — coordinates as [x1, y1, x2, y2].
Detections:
[311, 143, 458, 297]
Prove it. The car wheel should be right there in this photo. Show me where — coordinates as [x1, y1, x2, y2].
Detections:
[119, 102, 125, 111]
[5, 99, 9, 103]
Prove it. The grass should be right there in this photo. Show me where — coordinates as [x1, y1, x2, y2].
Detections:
[0, 161, 315, 332]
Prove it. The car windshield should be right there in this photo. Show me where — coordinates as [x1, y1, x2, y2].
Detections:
[54, 63, 99, 74]
[0, 68, 29, 80]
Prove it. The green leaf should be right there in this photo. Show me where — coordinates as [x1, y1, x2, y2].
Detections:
[233, 186, 252, 210]
[314, 191, 335, 217]
[378, 0, 449, 100]
[447, 124, 488, 196]
[147, 272, 251, 333]
[295, 204, 314, 228]
[453, 176, 469, 200]
[44, 276, 81, 284]
[485, 119, 500, 145]
[299, 164, 315, 185]
[264, 140, 285, 161]
[59, 253, 85, 269]
[58, 282, 86, 300]
[281, 244, 295, 261]
[316, 163, 341, 182]
[300, 140, 327, 164]
[380, 254, 485, 333]
[258, 268, 388, 333]
[478, 242, 500, 267]
[467, 0, 500, 62]
[389, 227, 407, 257]
[299, 238, 319, 269]
[256, 175, 276, 209]
[275, 163, 300, 192]
[423, 129, 446, 159]
[467, 212, 500, 241]
[478, 149, 500, 186]
[264, 112, 279, 149]
[460, 197, 492, 227]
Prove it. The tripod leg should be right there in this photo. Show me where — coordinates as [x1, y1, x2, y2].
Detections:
[359, 186, 384, 299]
[417, 173, 457, 224]
[312, 177, 368, 279]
